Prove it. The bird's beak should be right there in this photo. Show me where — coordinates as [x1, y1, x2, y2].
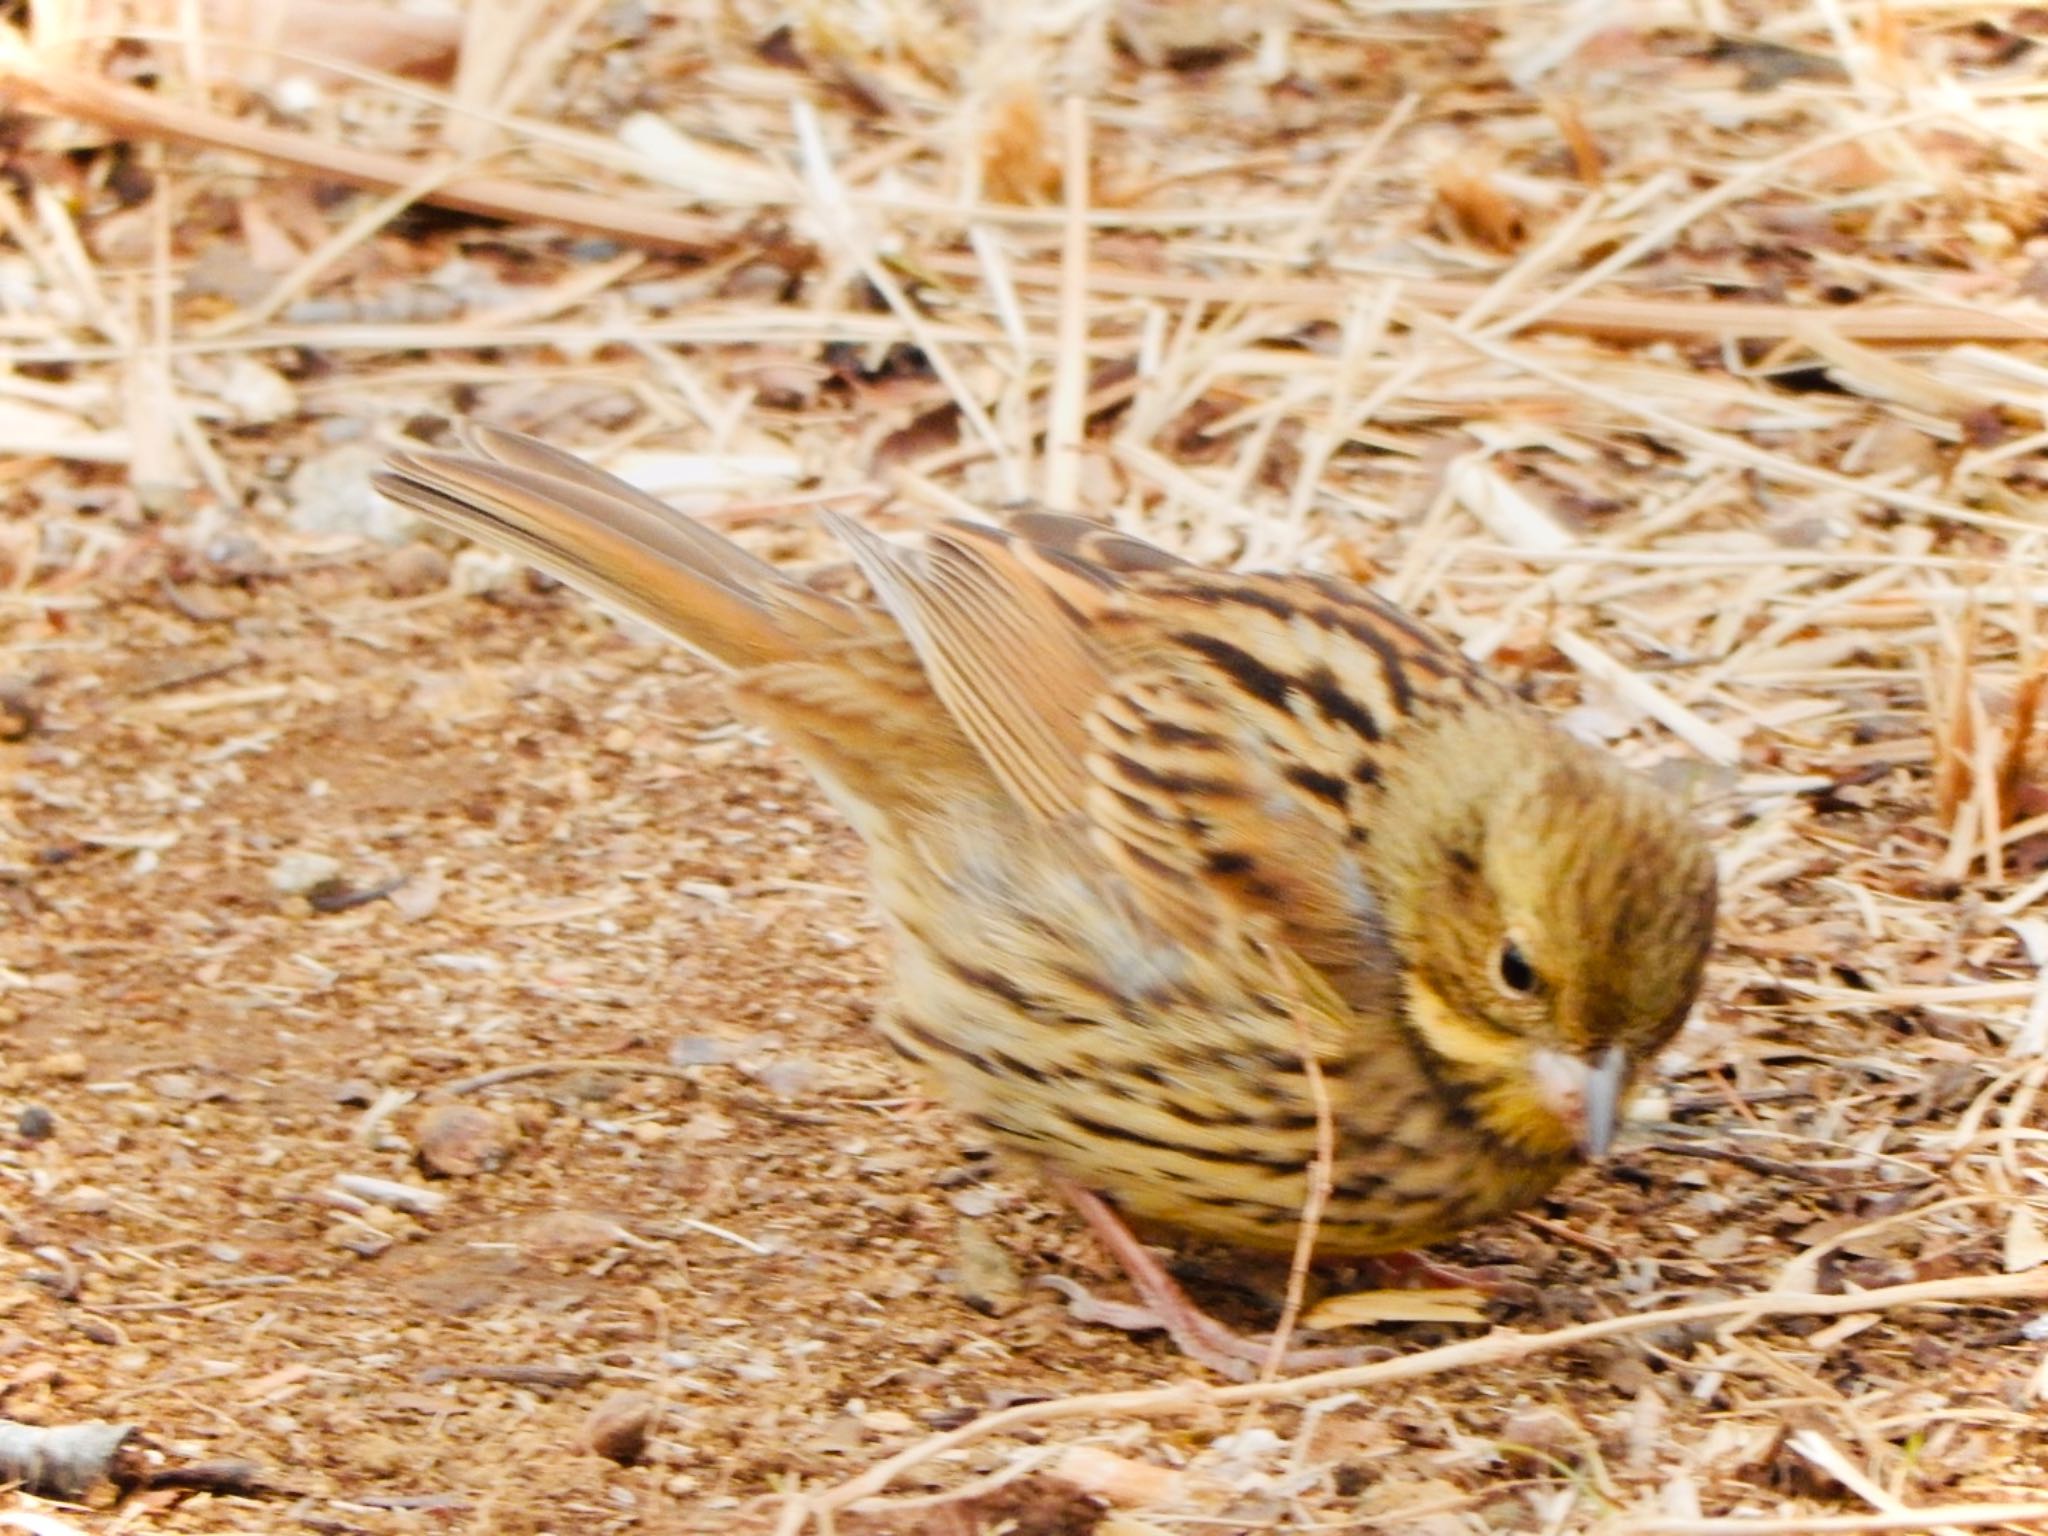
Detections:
[1579, 1044, 1626, 1159]
[1531, 1044, 1630, 1160]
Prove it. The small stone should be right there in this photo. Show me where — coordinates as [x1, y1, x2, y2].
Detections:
[17, 1105, 55, 1140]
[378, 541, 451, 598]
[449, 546, 522, 595]
[675, 1108, 734, 1143]
[0, 676, 39, 741]
[388, 870, 444, 923]
[516, 1210, 634, 1261]
[752, 1060, 817, 1098]
[951, 1220, 1024, 1316]
[1498, 1405, 1578, 1457]
[331, 1224, 393, 1259]
[269, 851, 342, 896]
[511, 1100, 553, 1135]
[331, 1174, 448, 1217]
[584, 1391, 656, 1466]
[288, 442, 421, 545]
[1054, 1445, 1186, 1507]
[948, 1186, 1003, 1219]
[36, 1050, 87, 1082]
[669, 1037, 734, 1067]
[414, 1103, 518, 1178]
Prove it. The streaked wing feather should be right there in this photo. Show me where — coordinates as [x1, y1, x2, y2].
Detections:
[996, 510, 1193, 574]
[1084, 661, 1396, 1003]
[824, 513, 1109, 822]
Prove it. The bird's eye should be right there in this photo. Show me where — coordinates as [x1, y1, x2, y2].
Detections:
[1497, 939, 1538, 995]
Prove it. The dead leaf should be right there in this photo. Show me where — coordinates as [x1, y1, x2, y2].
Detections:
[2005, 1206, 2048, 1273]
[1304, 1287, 1490, 1328]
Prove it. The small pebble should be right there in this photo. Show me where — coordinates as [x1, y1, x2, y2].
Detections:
[17, 1105, 55, 1141]
[332, 1173, 448, 1216]
[1054, 1445, 1186, 1507]
[424, 952, 501, 974]
[752, 1060, 817, 1098]
[331, 1224, 393, 1259]
[0, 676, 39, 741]
[584, 1391, 656, 1466]
[288, 441, 421, 545]
[414, 1102, 518, 1178]
[515, 1210, 634, 1260]
[951, 1220, 1024, 1317]
[378, 541, 451, 598]
[37, 1050, 88, 1082]
[388, 870, 444, 923]
[450, 546, 522, 595]
[269, 851, 342, 896]
[948, 1186, 1004, 1219]
[1498, 1406, 1578, 1457]
[669, 1037, 735, 1067]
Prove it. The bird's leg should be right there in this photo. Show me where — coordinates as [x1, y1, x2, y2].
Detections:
[1042, 1178, 1389, 1382]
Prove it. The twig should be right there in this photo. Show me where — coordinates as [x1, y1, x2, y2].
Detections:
[917, 254, 2048, 344]
[782, 1270, 2048, 1528]
[1618, 1506, 2048, 1535]
[416, 1363, 599, 1389]
[1256, 964, 1339, 1387]
[440, 1058, 708, 1095]
[10, 53, 2042, 346]
[1043, 94, 1089, 511]
[0, 53, 727, 255]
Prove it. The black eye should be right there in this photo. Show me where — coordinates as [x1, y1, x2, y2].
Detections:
[1498, 940, 1538, 995]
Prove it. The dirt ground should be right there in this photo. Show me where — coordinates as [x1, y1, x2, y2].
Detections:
[0, 540, 2041, 1534]
[9, 3, 2048, 1534]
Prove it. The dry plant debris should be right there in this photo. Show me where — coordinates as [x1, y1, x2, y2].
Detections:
[4, 1, 2048, 1533]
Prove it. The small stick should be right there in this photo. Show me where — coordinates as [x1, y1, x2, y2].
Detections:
[417, 1363, 599, 1389]
[8, 58, 2039, 345]
[440, 1058, 707, 1095]
[1042, 94, 1090, 512]
[1255, 984, 1338, 1387]
[784, 1269, 2048, 1528]
[1619, 1505, 2048, 1535]
[1, 57, 725, 255]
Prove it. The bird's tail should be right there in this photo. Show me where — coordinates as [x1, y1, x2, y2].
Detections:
[374, 425, 993, 824]
[374, 425, 867, 670]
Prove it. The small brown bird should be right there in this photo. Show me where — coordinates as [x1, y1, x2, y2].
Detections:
[376, 427, 1717, 1378]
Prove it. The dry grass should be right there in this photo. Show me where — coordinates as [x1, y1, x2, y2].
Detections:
[5, 1, 2048, 1532]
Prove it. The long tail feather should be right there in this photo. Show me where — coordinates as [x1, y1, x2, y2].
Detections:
[373, 427, 863, 670]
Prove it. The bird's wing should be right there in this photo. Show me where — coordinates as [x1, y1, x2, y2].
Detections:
[821, 513, 1118, 823]
[1074, 565, 1485, 1009]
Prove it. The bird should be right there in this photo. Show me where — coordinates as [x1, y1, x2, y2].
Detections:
[374, 425, 1719, 1379]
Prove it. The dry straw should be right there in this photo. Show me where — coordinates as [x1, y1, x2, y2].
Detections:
[4, 1, 2048, 1532]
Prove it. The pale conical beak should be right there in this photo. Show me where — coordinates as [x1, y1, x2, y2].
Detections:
[1579, 1044, 1627, 1160]
[1531, 1044, 1630, 1160]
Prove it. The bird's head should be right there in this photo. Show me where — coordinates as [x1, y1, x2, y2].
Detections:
[1375, 710, 1718, 1163]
